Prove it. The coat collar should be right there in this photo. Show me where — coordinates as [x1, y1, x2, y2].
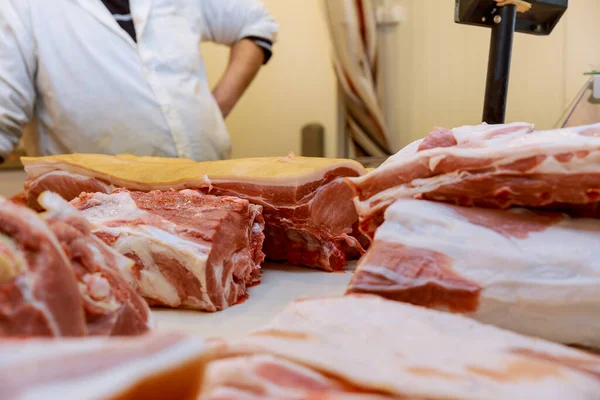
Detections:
[70, 0, 153, 48]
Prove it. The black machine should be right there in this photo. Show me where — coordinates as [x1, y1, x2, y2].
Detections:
[455, 0, 568, 124]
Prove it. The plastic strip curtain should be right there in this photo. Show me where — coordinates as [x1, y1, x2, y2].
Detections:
[323, 0, 392, 158]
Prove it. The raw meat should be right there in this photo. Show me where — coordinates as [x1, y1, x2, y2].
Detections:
[346, 199, 600, 348]
[0, 196, 86, 337]
[22, 153, 368, 271]
[206, 295, 600, 400]
[70, 189, 265, 312]
[38, 192, 153, 336]
[201, 354, 351, 400]
[348, 122, 600, 238]
[0, 332, 209, 400]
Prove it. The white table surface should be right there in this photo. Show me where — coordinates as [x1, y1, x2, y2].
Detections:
[153, 262, 355, 338]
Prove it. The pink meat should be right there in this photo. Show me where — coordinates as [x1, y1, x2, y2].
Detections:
[71, 189, 265, 312]
[0, 197, 86, 337]
[38, 192, 152, 336]
[348, 122, 600, 238]
[24, 162, 366, 272]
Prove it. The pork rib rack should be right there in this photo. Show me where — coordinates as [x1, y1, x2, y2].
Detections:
[348, 122, 600, 238]
[23, 153, 368, 271]
[70, 189, 265, 312]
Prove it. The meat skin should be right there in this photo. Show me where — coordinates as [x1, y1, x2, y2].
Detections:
[22, 154, 368, 271]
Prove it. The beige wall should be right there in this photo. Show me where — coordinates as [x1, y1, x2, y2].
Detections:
[201, 0, 338, 158]
[393, 0, 600, 147]
[203, 0, 600, 157]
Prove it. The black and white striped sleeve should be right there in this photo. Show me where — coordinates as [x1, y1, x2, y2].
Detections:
[243, 35, 273, 64]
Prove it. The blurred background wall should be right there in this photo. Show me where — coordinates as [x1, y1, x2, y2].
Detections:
[202, 0, 600, 157]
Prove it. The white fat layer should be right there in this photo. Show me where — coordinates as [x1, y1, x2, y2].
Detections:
[371, 199, 600, 347]
[38, 191, 76, 220]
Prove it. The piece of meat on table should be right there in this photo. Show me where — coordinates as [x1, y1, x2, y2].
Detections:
[0, 196, 86, 337]
[22, 153, 368, 271]
[346, 198, 600, 348]
[70, 189, 265, 312]
[205, 295, 600, 400]
[37, 191, 153, 336]
[348, 122, 600, 238]
[201, 353, 352, 400]
[0, 332, 209, 400]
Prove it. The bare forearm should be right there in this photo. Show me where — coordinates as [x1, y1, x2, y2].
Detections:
[212, 39, 265, 118]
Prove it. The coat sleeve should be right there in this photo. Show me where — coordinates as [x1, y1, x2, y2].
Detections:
[199, 0, 278, 46]
[0, 2, 36, 161]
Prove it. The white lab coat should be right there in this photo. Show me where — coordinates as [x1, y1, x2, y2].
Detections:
[0, 0, 278, 161]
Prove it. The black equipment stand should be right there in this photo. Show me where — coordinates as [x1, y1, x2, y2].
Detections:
[455, 0, 568, 124]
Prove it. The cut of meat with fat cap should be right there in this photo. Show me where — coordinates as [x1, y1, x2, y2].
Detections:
[346, 199, 600, 348]
[0, 196, 87, 337]
[71, 189, 265, 312]
[22, 153, 368, 271]
[206, 295, 600, 400]
[348, 122, 600, 238]
[37, 192, 153, 336]
[0, 332, 210, 400]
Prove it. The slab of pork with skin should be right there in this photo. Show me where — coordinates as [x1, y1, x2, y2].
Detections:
[38, 192, 152, 336]
[202, 295, 600, 400]
[22, 153, 368, 271]
[0, 332, 209, 400]
[346, 198, 600, 348]
[0, 196, 86, 336]
[70, 189, 265, 312]
[348, 122, 600, 238]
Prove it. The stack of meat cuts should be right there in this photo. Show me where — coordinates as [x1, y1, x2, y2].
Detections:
[348, 122, 600, 238]
[4, 295, 600, 399]
[0, 193, 152, 337]
[70, 189, 265, 312]
[22, 153, 368, 271]
[345, 122, 600, 348]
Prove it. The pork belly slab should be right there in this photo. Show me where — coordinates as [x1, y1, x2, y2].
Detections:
[0, 196, 86, 336]
[347, 122, 600, 238]
[204, 295, 600, 400]
[0, 332, 209, 400]
[22, 153, 368, 271]
[70, 189, 265, 312]
[346, 199, 600, 348]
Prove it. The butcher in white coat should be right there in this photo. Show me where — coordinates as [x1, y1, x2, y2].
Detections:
[0, 0, 278, 162]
